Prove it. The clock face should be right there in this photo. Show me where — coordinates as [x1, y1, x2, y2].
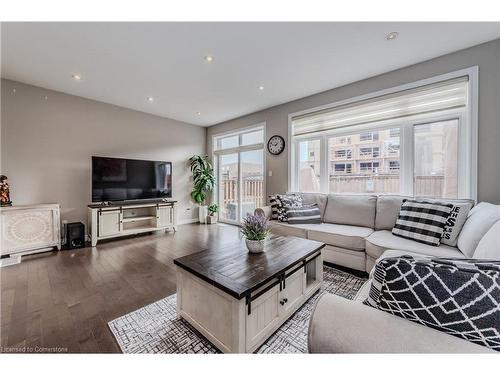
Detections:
[267, 135, 285, 155]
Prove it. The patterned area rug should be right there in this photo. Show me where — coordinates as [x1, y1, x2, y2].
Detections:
[108, 265, 366, 353]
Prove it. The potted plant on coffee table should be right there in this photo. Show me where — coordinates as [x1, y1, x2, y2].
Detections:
[189, 155, 216, 224]
[207, 203, 219, 224]
[241, 213, 270, 253]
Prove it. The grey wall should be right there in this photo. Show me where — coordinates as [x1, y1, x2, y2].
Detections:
[1, 79, 206, 224]
[207, 39, 500, 204]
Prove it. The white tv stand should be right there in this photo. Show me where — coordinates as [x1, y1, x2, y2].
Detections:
[87, 200, 177, 247]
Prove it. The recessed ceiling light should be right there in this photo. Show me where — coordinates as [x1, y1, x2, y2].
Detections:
[204, 55, 214, 63]
[386, 32, 399, 41]
[258, 85, 265, 91]
[196, 111, 201, 115]
[72, 74, 82, 81]
[12, 88, 16, 93]
[147, 96, 154, 102]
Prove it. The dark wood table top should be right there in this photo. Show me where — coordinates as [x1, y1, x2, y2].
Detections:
[173, 235, 325, 299]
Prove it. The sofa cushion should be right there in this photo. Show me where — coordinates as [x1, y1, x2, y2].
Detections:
[323, 245, 367, 271]
[268, 221, 308, 238]
[307, 223, 373, 251]
[365, 230, 464, 260]
[473, 220, 500, 260]
[300, 192, 328, 220]
[457, 202, 500, 257]
[368, 249, 466, 279]
[323, 194, 377, 228]
[392, 200, 453, 246]
[375, 195, 408, 230]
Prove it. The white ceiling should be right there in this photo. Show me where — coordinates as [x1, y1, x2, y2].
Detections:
[2, 22, 499, 126]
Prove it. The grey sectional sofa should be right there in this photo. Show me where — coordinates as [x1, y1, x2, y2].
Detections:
[256, 193, 484, 272]
[256, 193, 500, 353]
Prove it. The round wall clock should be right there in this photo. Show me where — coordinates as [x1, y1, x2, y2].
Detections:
[267, 135, 285, 155]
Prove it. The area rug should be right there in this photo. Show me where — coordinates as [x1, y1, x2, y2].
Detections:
[108, 265, 366, 353]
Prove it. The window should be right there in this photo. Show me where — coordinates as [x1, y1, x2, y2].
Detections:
[241, 129, 264, 146]
[291, 71, 476, 199]
[360, 131, 379, 142]
[359, 162, 380, 173]
[327, 128, 400, 194]
[389, 160, 400, 172]
[414, 119, 458, 198]
[385, 142, 400, 156]
[333, 163, 352, 174]
[213, 125, 265, 223]
[359, 147, 380, 158]
[389, 128, 400, 138]
[298, 139, 321, 192]
[334, 149, 352, 159]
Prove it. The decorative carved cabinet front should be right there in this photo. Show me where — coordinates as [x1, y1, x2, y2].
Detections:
[1, 204, 61, 256]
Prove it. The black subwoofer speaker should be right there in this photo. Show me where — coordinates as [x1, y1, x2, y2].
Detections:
[66, 222, 85, 249]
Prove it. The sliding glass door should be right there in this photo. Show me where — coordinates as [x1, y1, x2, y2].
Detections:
[241, 150, 264, 219]
[214, 126, 265, 224]
[218, 153, 239, 222]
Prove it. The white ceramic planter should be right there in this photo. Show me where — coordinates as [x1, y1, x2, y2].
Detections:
[198, 205, 208, 224]
[207, 215, 218, 224]
[245, 239, 265, 253]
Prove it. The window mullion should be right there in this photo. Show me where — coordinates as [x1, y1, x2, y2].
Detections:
[400, 122, 414, 197]
[320, 136, 328, 193]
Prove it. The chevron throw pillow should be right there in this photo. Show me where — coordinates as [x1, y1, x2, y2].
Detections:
[364, 255, 500, 352]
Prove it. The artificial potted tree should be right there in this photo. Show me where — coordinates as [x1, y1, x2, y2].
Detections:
[189, 155, 216, 224]
[207, 203, 219, 224]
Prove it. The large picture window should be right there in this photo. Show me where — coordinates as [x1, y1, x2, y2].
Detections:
[290, 70, 477, 199]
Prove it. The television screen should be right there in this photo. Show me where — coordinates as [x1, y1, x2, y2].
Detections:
[92, 156, 172, 202]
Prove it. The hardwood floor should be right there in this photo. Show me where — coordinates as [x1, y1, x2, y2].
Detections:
[0, 223, 241, 353]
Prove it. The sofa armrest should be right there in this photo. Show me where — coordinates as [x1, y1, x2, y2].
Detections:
[254, 206, 272, 220]
[308, 294, 492, 353]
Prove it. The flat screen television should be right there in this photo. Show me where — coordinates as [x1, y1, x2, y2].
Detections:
[92, 156, 172, 202]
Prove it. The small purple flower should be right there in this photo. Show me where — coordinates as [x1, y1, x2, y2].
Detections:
[241, 213, 270, 241]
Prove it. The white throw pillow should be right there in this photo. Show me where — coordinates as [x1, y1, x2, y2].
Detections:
[441, 201, 474, 246]
[473, 220, 500, 260]
[457, 202, 500, 257]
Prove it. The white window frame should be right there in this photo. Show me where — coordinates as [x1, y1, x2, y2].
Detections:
[288, 67, 478, 200]
[212, 123, 266, 224]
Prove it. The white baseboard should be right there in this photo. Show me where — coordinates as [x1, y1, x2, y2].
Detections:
[178, 218, 200, 225]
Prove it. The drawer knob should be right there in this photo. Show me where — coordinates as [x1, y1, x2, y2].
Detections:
[280, 300, 285, 306]
[283, 298, 288, 303]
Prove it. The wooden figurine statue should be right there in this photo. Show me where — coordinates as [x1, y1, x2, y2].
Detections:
[0, 175, 12, 206]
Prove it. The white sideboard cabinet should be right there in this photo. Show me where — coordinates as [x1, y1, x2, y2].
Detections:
[1, 204, 61, 257]
[87, 200, 177, 247]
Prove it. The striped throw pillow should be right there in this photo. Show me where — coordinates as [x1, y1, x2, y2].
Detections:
[269, 195, 280, 220]
[392, 200, 453, 246]
[276, 193, 302, 222]
[285, 204, 322, 224]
